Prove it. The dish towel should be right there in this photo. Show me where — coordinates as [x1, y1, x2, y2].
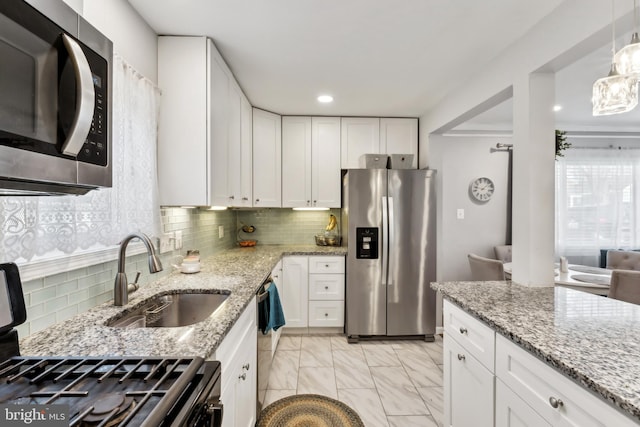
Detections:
[259, 281, 286, 334]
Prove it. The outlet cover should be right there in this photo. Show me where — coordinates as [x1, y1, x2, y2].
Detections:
[457, 208, 465, 219]
[174, 230, 183, 250]
[218, 225, 224, 239]
[159, 232, 174, 253]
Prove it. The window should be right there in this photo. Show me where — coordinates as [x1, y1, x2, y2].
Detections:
[555, 147, 640, 261]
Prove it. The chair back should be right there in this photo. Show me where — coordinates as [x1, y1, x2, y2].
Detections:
[609, 270, 640, 305]
[468, 253, 506, 281]
[606, 250, 640, 271]
[494, 245, 512, 263]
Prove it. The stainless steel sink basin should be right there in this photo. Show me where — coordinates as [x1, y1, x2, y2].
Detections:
[107, 292, 229, 328]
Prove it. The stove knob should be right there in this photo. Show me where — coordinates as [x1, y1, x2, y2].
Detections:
[205, 401, 224, 419]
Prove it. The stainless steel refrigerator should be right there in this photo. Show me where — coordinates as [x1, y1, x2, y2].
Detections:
[341, 168, 436, 342]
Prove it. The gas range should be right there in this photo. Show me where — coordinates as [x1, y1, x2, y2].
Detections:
[0, 355, 222, 427]
[0, 263, 223, 427]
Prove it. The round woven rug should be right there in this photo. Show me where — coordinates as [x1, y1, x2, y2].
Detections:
[257, 394, 365, 427]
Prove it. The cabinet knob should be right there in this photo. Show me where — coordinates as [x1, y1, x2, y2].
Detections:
[307, 200, 310, 205]
[459, 327, 468, 335]
[238, 373, 246, 381]
[548, 397, 564, 409]
[324, 286, 329, 290]
[229, 195, 235, 200]
[457, 354, 466, 361]
[324, 312, 329, 317]
[325, 264, 329, 268]
[313, 200, 317, 205]
[242, 197, 248, 201]
[255, 199, 260, 203]
[242, 363, 250, 371]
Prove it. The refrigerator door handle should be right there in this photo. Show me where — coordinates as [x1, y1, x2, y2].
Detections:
[387, 196, 394, 286]
[381, 196, 388, 286]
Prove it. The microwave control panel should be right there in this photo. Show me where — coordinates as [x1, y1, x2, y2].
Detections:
[356, 227, 378, 259]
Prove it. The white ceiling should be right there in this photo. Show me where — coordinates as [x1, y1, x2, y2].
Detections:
[453, 31, 640, 133]
[127, 0, 565, 117]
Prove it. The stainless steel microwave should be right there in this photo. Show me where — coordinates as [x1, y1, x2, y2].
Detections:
[0, 0, 112, 196]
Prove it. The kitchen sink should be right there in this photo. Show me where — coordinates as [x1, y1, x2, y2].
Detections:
[107, 292, 229, 328]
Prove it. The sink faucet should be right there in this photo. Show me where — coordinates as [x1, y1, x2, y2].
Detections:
[114, 232, 163, 306]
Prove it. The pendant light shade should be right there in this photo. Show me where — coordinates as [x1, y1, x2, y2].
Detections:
[592, 0, 640, 116]
[614, 0, 640, 74]
[592, 63, 639, 115]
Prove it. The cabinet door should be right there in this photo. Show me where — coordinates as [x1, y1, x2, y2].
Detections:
[496, 378, 550, 427]
[282, 116, 312, 208]
[239, 96, 253, 207]
[226, 82, 242, 205]
[234, 322, 258, 427]
[312, 117, 341, 207]
[282, 256, 308, 328]
[209, 47, 230, 207]
[444, 336, 494, 427]
[340, 117, 380, 169]
[158, 36, 208, 206]
[380, 118, 418, 169]
[253, 108, 282, 207]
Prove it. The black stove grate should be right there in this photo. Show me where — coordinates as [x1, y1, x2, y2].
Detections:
[0, 356, 206, 427]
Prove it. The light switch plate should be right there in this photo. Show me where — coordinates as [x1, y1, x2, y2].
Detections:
[159, 233, 174, 253]
[218, 225, 224, 239]
[174, 230, 183, 249]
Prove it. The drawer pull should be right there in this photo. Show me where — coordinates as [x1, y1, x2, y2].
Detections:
[325, 264, 330, 268]
[457, 354, 466, 361]
[324, 286, 329, 290]
[459, 327, 468, 334]
[324, 312, 329, 317]
[242, 363, 250, 371]
[239, 373, 246, 381]
[549, 397, 564, 409]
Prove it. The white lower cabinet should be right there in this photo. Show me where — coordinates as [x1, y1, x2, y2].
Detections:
[496, 378, 551, 427]
[444, 300, 638, 427]
[444, 329, 494, 427]
[214, 297, 257, 427]
[281, 255, 345, 329]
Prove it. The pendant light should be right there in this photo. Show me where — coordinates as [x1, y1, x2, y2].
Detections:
[592, 0, 639, 116]
[614, 0, 640, 74]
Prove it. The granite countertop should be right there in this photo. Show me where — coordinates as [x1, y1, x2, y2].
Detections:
[432, 280, 640, 422]
[20, 245, 346, 359]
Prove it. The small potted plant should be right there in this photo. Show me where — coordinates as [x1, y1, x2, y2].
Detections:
[556, 130, 571, 159]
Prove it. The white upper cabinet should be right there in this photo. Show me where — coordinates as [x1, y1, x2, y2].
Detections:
[252, 108, 282, 207]
[282, 116, 341, 208]
[158, 36, 209, 206]
[239, 96, 253, 207]
[380, 118, 418, 169]
[341, 117, 418, 170]
[311, 117, 341, 207]
[340, 117, 380, 169]
[158, 36, 251, 207]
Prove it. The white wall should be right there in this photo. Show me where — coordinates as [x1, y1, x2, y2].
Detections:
[82, 0, 158, 82]
[429, 135, 511, 281]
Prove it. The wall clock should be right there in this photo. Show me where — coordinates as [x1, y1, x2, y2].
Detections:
[469, 177, 494, 202]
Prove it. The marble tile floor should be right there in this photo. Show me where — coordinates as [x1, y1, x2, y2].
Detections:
[262, 334, 444, 427]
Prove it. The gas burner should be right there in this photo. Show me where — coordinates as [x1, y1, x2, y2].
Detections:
[81, 393, 135, 426]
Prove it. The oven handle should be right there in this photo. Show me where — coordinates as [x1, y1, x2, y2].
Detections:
[61, 34, 95, 157]
[256, 278, 272, 303]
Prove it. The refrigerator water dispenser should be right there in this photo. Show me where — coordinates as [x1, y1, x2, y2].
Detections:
[356, 227, 378, 259]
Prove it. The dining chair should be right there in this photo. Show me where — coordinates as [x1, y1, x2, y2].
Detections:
[606, 250, 640, 271]
[494, 245, 512, 263]
[609, 270, 640, 305]
[468, 253, 506, 281]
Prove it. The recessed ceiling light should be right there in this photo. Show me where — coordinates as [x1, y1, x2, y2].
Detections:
[317, 95, 334, 103]
[553, 105, 562, 112]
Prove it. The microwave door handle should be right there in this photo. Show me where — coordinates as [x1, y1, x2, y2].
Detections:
[61, 34, 95, 157]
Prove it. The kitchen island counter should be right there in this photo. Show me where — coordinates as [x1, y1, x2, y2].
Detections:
[20, 245, 346, 359]
[432, 280, 640, 423]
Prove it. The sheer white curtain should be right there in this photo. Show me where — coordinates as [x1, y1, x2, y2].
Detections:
[555, 147, 640, 264]
[0, 54, 161, 263]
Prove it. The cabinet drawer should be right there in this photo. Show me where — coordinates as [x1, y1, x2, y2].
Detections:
[444, 300, 495, 372]
[496, 334, 636, 427]
[309, 274, 345, 300]
[308, 256, 345, 274]
[308, 300, 344, 327]
[496, 378, 550, 427]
